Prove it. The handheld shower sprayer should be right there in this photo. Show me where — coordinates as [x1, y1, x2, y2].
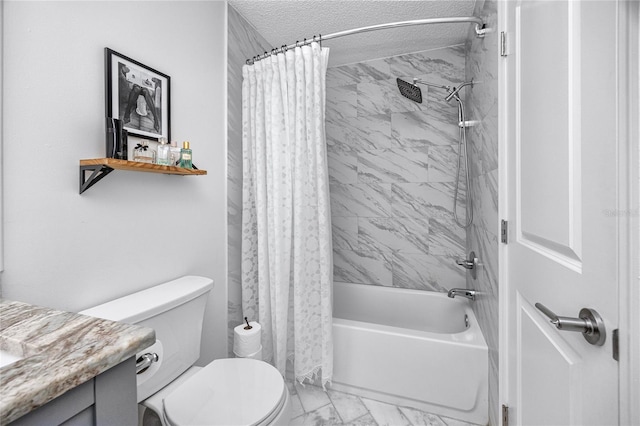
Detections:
[396, 76, 475, 228]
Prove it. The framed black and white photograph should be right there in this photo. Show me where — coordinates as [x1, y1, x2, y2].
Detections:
[105, 48, 170, 141]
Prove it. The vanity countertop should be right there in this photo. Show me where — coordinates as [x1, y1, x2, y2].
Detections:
[0, 299, 155, 424]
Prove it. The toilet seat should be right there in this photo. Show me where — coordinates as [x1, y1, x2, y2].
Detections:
[162, 358, 287, 426]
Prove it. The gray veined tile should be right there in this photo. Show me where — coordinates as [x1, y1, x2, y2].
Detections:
[466, 106, 485, 179]
[472, 224, 499, 289]
[428, 145, 459, 182]
[328, 150, 358, 184]
[327, 58, 392, 88]
[466, 33, 499, 116]
[387, 45, 466, 85]
[344, 413, 379, 426]
[391, 111, 459, 148]
[428, 217, 466, 257]
[330, 183, 394, 218]
[361, 398, 412, 426]
[472, 170, 499, 238]
[290, 393, 305, 419]
[326, 115, 393, 152]
[476, 101, 499, 174]
[333, 248, 393, 286]
[327, 67, 358, 88]
[331, 216, 358, 250]
[465, 101, 492, 179]
[228, 7, 271, 67]
[398, 406, 448, 426]
[285, 378, 298, 396]
[392, 252, 464, 291]
[391, 182, 458, 221]
[357, 82, 391, 116]
[327, 85, 358, 121]
[327, 389, 369, 423]
[427, 95, 461, 124]
[294, 382, 331, 413]
[439, 414, 484, 426]
[290, 404, 341, 426]
[358, 217, 430, 255]
[357, 148, 429, 184]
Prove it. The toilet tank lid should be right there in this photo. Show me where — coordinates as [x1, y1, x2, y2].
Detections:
[79, 276, 214, 324]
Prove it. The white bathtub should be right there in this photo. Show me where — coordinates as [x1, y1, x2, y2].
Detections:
[332, 282, 488, 425]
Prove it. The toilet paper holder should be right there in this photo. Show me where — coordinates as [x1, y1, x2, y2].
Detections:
[244, 317, 253, 330]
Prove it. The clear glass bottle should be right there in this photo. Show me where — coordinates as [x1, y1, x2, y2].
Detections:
[133, 141, 156, 164]
[156, 138, 171, 166]
[180, 141, 192, 169]
[169, 141, 181, 166]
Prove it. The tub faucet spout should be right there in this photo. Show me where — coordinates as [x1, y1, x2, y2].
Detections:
[447, 288, 477, 301]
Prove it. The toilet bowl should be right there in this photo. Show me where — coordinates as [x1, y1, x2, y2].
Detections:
[141, 359, 291, 426]
[136, 359, 291, 426]
[80, 276, 291, 426]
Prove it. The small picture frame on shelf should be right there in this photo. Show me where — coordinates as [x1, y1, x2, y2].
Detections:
[104, 48, 170, 142]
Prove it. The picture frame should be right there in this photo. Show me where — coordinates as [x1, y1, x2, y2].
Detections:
[105, 48, 170, 142]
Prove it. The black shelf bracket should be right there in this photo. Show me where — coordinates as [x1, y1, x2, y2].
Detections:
[79, 165, 114, 194]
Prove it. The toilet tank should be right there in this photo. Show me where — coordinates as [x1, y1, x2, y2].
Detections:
[80, 276, 214, 402]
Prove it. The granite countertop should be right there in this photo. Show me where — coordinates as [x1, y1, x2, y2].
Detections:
[0, 299, 155, 424]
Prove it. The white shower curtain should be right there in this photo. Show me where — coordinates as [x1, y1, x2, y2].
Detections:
[241, 42, 333, 386]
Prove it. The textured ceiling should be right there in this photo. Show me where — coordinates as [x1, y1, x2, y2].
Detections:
[229, 1, 478, 66]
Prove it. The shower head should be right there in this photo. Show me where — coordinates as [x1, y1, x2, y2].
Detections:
[396, 78, 422, 104]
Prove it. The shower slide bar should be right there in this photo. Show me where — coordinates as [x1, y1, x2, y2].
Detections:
[246, 17, 486, 65]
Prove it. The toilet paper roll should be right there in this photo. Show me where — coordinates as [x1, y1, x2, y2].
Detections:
[234, 345, 262, 361]
[233, 321, 262, 356]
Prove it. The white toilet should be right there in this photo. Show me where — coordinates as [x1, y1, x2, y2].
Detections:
[80, 276, 291, 426]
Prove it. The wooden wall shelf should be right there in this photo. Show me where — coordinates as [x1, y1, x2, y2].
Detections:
[79, 158, 207, 194]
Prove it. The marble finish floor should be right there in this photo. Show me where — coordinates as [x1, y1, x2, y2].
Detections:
[286, 380, 480, 426]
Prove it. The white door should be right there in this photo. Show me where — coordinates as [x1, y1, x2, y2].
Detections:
[503, 1, 621, 424]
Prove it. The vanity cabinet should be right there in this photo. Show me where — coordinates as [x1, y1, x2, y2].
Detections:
[9, 358, 137, 426]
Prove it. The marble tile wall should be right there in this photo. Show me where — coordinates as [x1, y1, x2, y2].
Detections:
[464, 1, 500, 425]
[227, 5, 271, 357]
[326, 46, 468, 292]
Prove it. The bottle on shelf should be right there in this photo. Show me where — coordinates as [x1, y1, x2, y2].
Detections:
[180, 141, 193, 169]
[133, 141, 156, 164]
[156, 138, 171, 166]
[169, 141, 181, 166]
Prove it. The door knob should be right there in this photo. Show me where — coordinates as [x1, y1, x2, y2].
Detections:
[535, 303, 606, 346]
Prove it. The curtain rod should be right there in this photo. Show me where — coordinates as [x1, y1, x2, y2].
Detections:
[245, 17, 486, 65]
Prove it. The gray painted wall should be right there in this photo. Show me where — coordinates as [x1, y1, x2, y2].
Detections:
[2, 1, 228, 364]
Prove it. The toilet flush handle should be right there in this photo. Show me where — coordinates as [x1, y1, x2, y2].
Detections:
[136, 352, 159, 374]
